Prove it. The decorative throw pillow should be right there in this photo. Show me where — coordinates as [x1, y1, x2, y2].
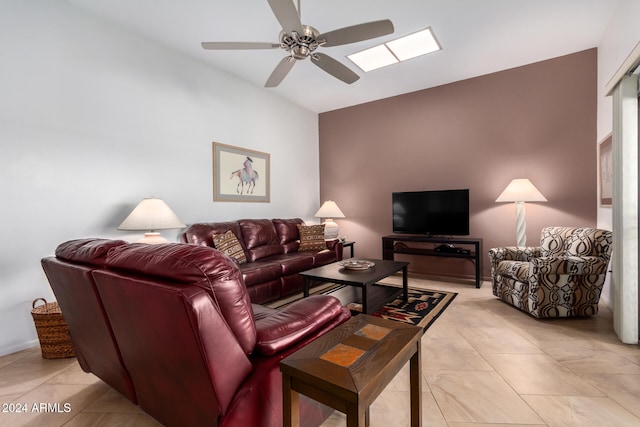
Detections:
[212, 230, 247, 265]
[297, 224, 326, 252]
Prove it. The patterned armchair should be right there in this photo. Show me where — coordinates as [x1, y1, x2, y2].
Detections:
[488, 227, 613, 318]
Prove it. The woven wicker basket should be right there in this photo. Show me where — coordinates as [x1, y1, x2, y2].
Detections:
[31, 298, 75, 359]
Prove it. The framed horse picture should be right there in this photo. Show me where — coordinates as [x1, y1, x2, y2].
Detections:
[213, 142, 270, 202]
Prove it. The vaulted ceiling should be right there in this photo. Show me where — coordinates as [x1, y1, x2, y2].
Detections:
[67, 0, 619, 113]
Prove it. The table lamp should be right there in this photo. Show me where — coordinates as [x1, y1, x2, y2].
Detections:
[495, 179, 547, 247]
[118, 197, 186, 244]
[314, 200, 345, 239]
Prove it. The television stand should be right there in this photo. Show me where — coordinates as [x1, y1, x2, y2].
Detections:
[382, 235, 483, 288]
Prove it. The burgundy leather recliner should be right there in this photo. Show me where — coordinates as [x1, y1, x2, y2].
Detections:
[42, 239, 351, 427]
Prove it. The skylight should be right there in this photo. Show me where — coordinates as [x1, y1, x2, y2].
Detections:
[347, 27, 441, 73]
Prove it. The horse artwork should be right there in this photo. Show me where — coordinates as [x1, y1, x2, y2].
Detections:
[230, 156, 259, 194]
[213, 142, 269, 202]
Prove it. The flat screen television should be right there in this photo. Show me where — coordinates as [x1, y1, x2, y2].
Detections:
[392, 189, 470, 236]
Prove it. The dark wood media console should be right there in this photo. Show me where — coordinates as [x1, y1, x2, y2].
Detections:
[382, 235, 483, 288]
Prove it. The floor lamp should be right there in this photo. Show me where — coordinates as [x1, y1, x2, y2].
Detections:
[496, 179, 547, 247]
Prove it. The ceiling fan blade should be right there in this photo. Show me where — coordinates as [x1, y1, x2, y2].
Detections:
[319, 19, 394, 47]
[267, 0, 303, 35]
[265, 56, 296, 87]
[201, 41, 280, 50]
[311, 53, 359, 84]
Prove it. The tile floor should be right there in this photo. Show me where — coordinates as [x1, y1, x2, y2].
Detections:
[1, 276, 639, 427]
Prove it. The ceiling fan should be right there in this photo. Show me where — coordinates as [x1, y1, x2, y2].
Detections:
[201, 0, 394, 87]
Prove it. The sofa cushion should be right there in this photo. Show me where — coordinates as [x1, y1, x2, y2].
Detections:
[105, 243, 258, 355]
[297, 224, 326, 252]
[265, 253, 315, 276]
[55, 238, 128, 266]
[239, 261, 283, 287]
[312, 249, 336, 266]
[273, 218, 304, 244]
[181, 221, 245, 250]
[213, 230, 248, 265]
[239, 219, 283, 262]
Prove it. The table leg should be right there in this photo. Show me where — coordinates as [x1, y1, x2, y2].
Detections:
[303, 277, 310, 297]
[402, 265, 408, 301]
[362, 285, 368, 314]
[410, 340, 422, 427]
[346, 403, 367, 427]
[282, 373, 300, 427]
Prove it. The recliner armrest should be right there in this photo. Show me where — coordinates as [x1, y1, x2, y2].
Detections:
[254, 295, 344, 356]
[531, 256, 609, 275]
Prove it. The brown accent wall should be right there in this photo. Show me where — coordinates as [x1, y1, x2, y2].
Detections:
[319, 49, 597, 281]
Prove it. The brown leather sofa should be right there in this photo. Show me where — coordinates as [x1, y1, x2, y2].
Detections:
[180, 218, 343, 304]
[42, 238, 351, 427]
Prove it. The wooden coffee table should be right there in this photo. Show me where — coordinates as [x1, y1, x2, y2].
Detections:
[281, 314, 422, 427]
[300, 259, 409, 314]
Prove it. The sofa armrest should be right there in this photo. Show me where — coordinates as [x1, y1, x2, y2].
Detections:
[254, 295, 345, 356]
[325, 239, 343, 260]
[530, 256, 609, 275]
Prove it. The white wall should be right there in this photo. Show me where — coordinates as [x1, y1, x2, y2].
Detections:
[0, 1, 320, 355]
[596, 0, 640, 306]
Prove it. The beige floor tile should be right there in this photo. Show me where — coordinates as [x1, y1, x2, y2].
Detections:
[542, 341, 640, 374]
[46, 362, 103, 386]
[64, 412, 163, 427]
[581, 373, 640, 418]
[422, 334, 494, 372]
[82, 389, 143, 413]
[458, 326, 543, 354]
[2, 277, 638, 427]
[484, 353, 604, 396]
[0, 347, 40, 369]
[0, 357, 75, 400]
[426, 370, 543, 424]
[449, 424, 547, 427]
[523, 394, 640, 427]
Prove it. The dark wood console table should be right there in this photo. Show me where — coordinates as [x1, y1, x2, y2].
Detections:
[382, 235, 483, 288]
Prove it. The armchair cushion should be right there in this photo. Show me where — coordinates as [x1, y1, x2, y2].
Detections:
[495, 260, 530, 282]
[530, 256, 610, 276]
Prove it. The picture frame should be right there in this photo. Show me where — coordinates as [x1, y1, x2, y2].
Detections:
[598, 134, 612, 207]
[213, 142, 270, 202]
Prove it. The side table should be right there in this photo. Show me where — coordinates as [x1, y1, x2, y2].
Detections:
[281, 315, 422, 427]
[341, 240, 355, 258]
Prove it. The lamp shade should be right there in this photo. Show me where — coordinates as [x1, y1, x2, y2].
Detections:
[495, 179, 547, 203]
[118, 198, 186, 231]
[314, 200, 345, 219]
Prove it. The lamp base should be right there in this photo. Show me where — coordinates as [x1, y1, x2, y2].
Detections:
[136, 232, 169, 244]
[322, 220, 339, 240]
